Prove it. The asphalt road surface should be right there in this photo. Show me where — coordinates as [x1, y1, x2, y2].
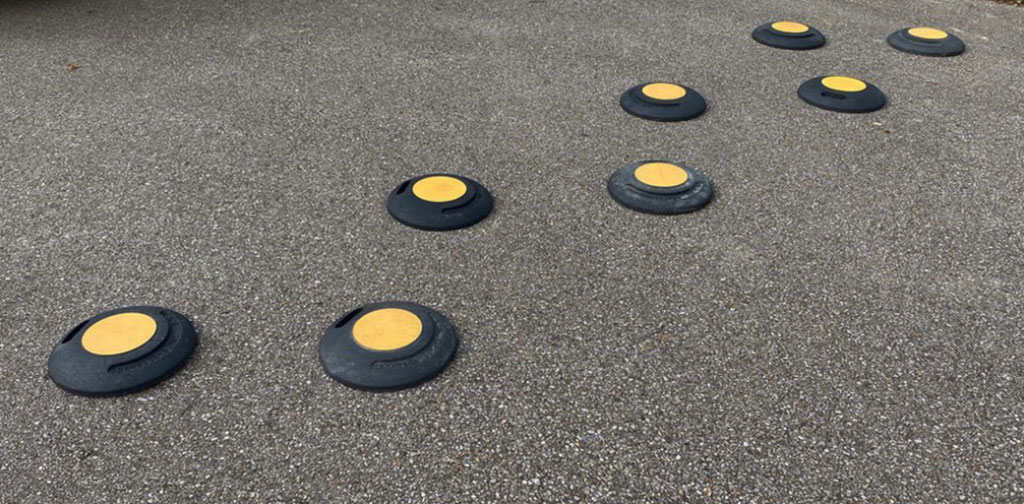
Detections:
[2, 0, 1022, 502]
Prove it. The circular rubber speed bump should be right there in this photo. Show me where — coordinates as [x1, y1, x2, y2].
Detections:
[620, 82, 706, 122]
[607, 160, 712, 214]
[752, 21, 826, 50]
[387, 174, 493, 231]
[798, 76, 886, 113]
[47, 306, 197, 396]
[319, 302, 458, 391]
[887, 27, 965, 57]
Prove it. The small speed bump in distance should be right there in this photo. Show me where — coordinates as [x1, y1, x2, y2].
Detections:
[752, 21, 826, 50]
[620, 82, 706, 122]
[47, 306, 197, 396]
[387, 174, 493, 231]
[319, 301, 458, 391]
[887, 27, 965, 57]
[798, 75, 886, 113]
[607, 160, 713, 214]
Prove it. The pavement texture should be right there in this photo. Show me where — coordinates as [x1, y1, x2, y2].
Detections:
[1, 0, 1023, 502]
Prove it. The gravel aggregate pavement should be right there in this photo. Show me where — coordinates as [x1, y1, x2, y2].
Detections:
[1, 0, 1022, 502]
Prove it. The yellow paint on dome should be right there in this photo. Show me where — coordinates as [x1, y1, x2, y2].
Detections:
[908, 27, 949, 40]
[634, 162, 689, 188]
[412, 176, 467, 203]
[351, 308, 422, 351]
[821, 76, 867, 93]
[771, 21, 810, 34]
[81, 312, 157, 356]
[641, 83, 687, 101]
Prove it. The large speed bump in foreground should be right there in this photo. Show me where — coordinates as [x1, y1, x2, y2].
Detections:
[387, 174, 493, 231]
[47, 306, 197, 396]
[607, 160, 712, 214]
[798, 76, 886, 113]
[620, 82, 706, 122]
[752, 21, 826, 50]
[319, 302, 458, 391]
[887, 27, 965, 57]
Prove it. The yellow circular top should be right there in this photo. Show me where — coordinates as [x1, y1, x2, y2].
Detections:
[412, 176, 467, 203]
[771, 21, 810, 34]
[80, 312, 157, 356]
[641, 83, 686, 101]
[351, 308, 423, 351]
[821, 76, 867, 93]
[634, 162, 689, 188]
[908, 27, 949, 40]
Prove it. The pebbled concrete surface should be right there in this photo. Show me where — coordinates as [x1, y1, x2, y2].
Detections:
[1, 0, 1022, 502]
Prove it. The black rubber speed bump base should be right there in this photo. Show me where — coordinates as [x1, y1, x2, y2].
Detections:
[319, 301, 458, 391]
[387, 174, 493, 231]
[47, 306, 197, 397]
[798, 76, 886, 113]
[608, 160, 713, 214]
[887, 27, 965, 57]
[752, 21, 826, 50]
[620, 82, 706, 122]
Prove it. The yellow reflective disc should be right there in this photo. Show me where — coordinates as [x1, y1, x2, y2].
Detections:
[351, 308, 423, 351]
[412, 176, 467, 203]
[771, 21, 809, 34]
[634, 162, 689, 188]
[81, 312, 157, 356]
[908, 27, 949, 40]
[821, 76, 867, 93]
[641, 83, 687, 101]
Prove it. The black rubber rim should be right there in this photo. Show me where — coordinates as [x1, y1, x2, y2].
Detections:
[619, 83, 706, 122]
[752, 22, 826, 50]
[798, 76, 887, 114]
[47, 306, 197, 397]
[887, 28, 965, 57]
[319, 301, 458, 391]
[386, 174, 494, 231]
[607, 160, 713, 215]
